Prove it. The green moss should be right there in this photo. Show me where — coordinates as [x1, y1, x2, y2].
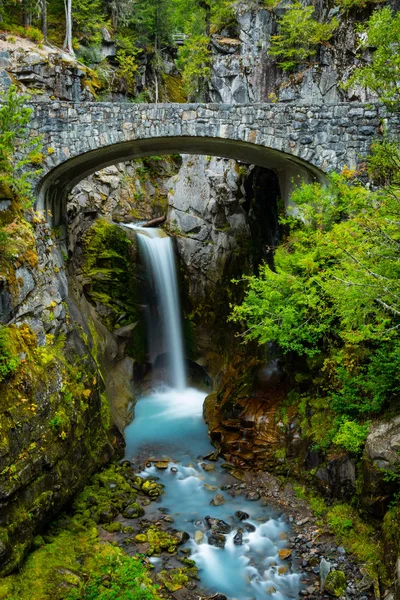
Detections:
[324, 570, 347, 597]
[382, 502, 400, 567]
[161, 74, 187, 103]
[137, 526, 179, 556]
[156, 568, 189, 592]
[83, 218, 147, 364]
[0, 518, 161, 600]
[0, 326, 22, 382]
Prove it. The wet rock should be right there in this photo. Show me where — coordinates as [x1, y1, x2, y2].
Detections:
[98, 505, 119, 523]
[201, 463, 215, 472]
[242, 522, 256, 533]
[235, 510, 249, 521]
[324, 570, 347, 597]
[163, 515, 174, 523]
[203, 450, 219, 461]
[171, 467, 178, 473]
[205, 517, 231, 534]
[210, 493, 225, 506]
[320, 558, 332, 591]
[204, 484, 218, 492]
[208, 532, 226, 548]
[246, 491, 261, 501]
[194, 530, 204, 544]
[154, 461, 169, 469]
[233, 531, 243, 545]
[173, 530, 190, 545]
[122, 502, 145, 518]
[278, 549, 292, 560]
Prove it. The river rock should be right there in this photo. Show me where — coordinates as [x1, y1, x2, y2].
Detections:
[122, 502, 145, 518]
[246, 491, 261, 501]
[320, 558, 332, 591]
[233, 531, 243, 545]
[205, 517, 231, 534]
[210, 493, 225, 506]
[242, 522, 256, 533]
[173, 530, 190, 545]
[235, 510, 249, 521]
[201, 462, 215, 472]
[194, 530, 204, 544]
[208, 532, 226, 548]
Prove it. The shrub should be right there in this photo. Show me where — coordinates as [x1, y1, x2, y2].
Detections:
[333, 420, 370, 454]
[269, 2, 339, 71]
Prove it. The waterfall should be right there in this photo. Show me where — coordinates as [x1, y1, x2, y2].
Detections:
[126, 226, 186, 391]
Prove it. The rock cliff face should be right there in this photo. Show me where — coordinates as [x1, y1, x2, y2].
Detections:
[209, 0, 385, 105]
[0, 210, 123, 575]
[165, 155, 280, 363]
[0, 42, 94, 100]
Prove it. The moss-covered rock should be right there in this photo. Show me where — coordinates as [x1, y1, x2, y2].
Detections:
[0, 514, 161, 600]
[324, 570, 347, 597]
[0, 324, 123, 576]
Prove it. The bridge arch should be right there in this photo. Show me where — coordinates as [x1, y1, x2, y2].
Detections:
[37, 135, 323, 227]
[28, 101, 388, 226]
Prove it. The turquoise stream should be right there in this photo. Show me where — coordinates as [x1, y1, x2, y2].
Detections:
[123, 227, 301, 599]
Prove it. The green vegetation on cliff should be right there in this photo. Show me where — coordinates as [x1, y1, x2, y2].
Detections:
[231, 4, 400, 457]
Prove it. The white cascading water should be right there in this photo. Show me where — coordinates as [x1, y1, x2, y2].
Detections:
[123, 225, 301, 600]
[125, 226, 186, 390]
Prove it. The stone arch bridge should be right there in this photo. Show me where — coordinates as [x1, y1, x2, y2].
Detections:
[27, 101, 395, 225]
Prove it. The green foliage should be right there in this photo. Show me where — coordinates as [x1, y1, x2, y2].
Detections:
[83, 219, 146, 362]
[269, 2, 339, 71]
[210, 1, 236, 35]
[345, 7, 400, 110]
[116, 48, 141, 93]
[177, 35, 211, 100]
[333, 420, 370, 454]
[67, 551, 160, 600]
[72, 0, 108, 45]
[262, 0, 281, 10]
[0, 86, 42, 208]
[0, 327, 20, 382]
[336, 0, 384, 9]
[231, 159, 400, 423]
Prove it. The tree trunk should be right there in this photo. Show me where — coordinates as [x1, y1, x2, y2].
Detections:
[22, 0, 31, 27]
[41, 0, 48, 40]
[63, 0, 75, 55]
[199, 0, 211, 37]
[142, 215, 166, 228]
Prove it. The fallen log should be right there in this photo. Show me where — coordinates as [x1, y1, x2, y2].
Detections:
[142, 215, 166, 228]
